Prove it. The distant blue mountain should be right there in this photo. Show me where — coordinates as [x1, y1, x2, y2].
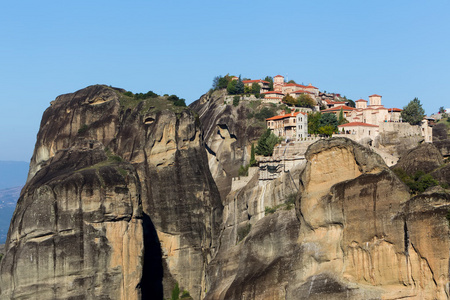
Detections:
[0, 186, 21, 243]
[0, 161, 28, 244]
[0, 161, 29, 189]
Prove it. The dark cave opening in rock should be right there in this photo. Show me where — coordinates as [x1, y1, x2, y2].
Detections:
[140, 213, 163, 299]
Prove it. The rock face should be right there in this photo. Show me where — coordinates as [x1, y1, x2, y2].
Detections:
[394, 143, 444, 174]
[205, 138, 450, 299]
[1, 85, 223, 299]
[190, 90, 265, 200]
[1, 141, 145, 299]
[2, 85, 450, 299]
[293, 138, 448, 299]
[374, 123, 423, 158]
[433, 123, 448, 142]
[433, 123, 450, 156]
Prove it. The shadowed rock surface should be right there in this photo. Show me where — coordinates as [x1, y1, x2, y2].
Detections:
[0, 85, 222, 299]
[0, 140, 146, 299]
[190, 90, 265, 200]
[433, 123, 450, 156]
[394, 143, 444, 174]
[433, 123, 448, 142]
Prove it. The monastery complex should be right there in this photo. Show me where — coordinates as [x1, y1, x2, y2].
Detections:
[248, 74, 433, 146]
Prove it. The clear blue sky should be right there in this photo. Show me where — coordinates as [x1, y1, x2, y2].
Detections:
[1, 0, 448, 162]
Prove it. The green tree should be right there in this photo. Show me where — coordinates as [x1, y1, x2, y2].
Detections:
[250, 143, 257, 166]
[439, 106, 446, 114]
[254, 107, 275, 121]
[235, 76, 244, 94]
[256, 129, 281, 156]
[219, 75, 231, 89]
[338, 108, 348, 125]
[318, 124, 336, 137]
[287, 79, 296, 84]
[167, 95, 186, 107]
[171, 283, 180, 300]
[233, 96, 240, 107]
[308, 112, 322, 134]
[227, 80, 237, 95]
[282, 93, 297, 106]
[213, 74, 233, 90]
[212, 76, 221, 90]
[347, 99, 355, 108]
[264, 76, 274, 91]
[320, 113, 338, 129]
[251, 83, 261, 95]
[297, 94, 315, 108]
[401, 98, 425, 125]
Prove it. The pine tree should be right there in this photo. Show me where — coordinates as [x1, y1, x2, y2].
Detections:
[401, 98, 425, 125]
[235, 76, 244, 94]
[338, 107, 348, 125]
[250, 143, 257, 166]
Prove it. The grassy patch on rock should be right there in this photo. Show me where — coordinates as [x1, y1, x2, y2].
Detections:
[264, 193, 297, 215]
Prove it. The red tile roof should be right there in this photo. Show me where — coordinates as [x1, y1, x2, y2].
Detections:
[274, 75, 284, 78]
[242, 79, 270, 84]
[321, 105, 356, 112]
[369, 94, 382, 97]
[292, 89, 313, 94]
[338, 122, 379, 128]
[266, 111, 302, 121]
[305, 85, 318, 89]
[262, 91, 284, 95]
[356, 99, 367, 102]
[284, 83, 306, 88]
[388, 108, 402, 112]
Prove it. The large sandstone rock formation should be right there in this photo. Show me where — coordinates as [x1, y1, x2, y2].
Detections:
[2, 84, 450, 300]
[205, 138, 450, 299]
[374, 123, 423, 158]
[433, 122, 450, 157]
[190, 90, 265, 200]
[1, 141, 145, 299]
[394, 143, 444, 175]
[1, 85, 223, 299]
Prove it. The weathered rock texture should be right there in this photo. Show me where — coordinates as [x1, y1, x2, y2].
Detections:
[3, 85, 450, 300]
[394, 143, 444, 175]
[190, 90, 265, 200]
[1, 140, 145, 299]
[1, 85, 222, 299]
[205, 137, 450, 299]
[293, 138, 448, 299]
[433, 123, 450, 157]
[433, 123, 448, 142]
[374, 122, 423, 158]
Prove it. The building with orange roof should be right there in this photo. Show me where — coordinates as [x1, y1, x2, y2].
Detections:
[261, 91, 284, 99]
[346, 94, 402, 124]
[266, 111, 308, 140]
[242, 79, 270, 93]
[271, 75, 319, 98]
[320, 105, 355, 119]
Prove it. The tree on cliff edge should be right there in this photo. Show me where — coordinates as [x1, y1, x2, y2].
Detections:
[401, 98, 425, 125]
[256, 129, 281, 156]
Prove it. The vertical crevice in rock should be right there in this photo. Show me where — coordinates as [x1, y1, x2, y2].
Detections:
[140, 213, 163, 299]
[404, 220, 409, 257]
[372, 183, 377, 234]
